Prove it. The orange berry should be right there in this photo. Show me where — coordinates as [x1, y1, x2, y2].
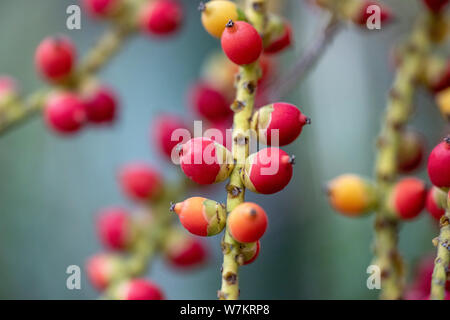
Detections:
[327, 174, 376, 217]
[228, 202, 268, 243]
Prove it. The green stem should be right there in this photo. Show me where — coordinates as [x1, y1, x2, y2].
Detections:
[218, 0, 267, 301]
[430, 195, 450, 300]
[373, 14, 433, 300]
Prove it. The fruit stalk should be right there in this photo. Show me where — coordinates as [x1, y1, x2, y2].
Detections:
[373, 14, 433, 300]
[219, 0, 267, 301]
[430, 193, 450, 300]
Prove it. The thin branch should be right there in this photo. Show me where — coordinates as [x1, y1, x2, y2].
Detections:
[266, 13, 341, 100]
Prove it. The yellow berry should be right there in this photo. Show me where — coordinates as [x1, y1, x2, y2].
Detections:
[436, 87, 450, 120]
[201, 0, 238, 38]
[327, 174, 376, 217]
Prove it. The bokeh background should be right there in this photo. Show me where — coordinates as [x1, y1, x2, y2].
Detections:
[0, 0, 446, 299]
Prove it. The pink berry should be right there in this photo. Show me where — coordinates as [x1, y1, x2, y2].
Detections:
[242, 147, 294, 194]
[152, 114, 190, 160]
[427, 137, 450, 188]
[44, 92, 86, 134]
[251, 102, 310, 146]
[188, 82, 232, 122]
[116, 279, 164, 300]
[423, 0, 449, 13]
[221, 20, 263, 65]
[84, 86, 118, 124]
[97, 207, 134, 250]
[179, 137, 234, 185]
[353, 1, 393, 26]
[165, 232, 208, 268]
[82, 0, 120, 17]
[389, 177, 427, 220]
[426, 187, 446, 220]
[264, 22, 292, 55]
[119, 163, 163, 201]
[140, 0, 183, 36]
[86, 253, 120, 290]
[35, 36, 75, 82]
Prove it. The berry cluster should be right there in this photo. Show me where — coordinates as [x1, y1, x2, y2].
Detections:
[156, 0, 311, 300]
[326, 0, 450, 300]
[0, 0, 184, 136]
[86, 146, 208, 300]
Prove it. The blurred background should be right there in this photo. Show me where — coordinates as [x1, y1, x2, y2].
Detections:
[0, 0, 446, 299]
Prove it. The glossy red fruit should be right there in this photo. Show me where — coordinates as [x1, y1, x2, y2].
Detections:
[426, 187, 446, 220]
[165, 232, 208, 268]
[423, 0, 449, 13]
[398, 130, 425, 173]
[97, 207, 134, 250]
[390, 177, 427, 220]
[84, 86, 118, 124]
[86, 253, 120, 290]
[188, 82, 232, 122]
[242, 147, 294, 194]
[251, 102, 310, 146]
[140, 0, 183, 36]
[179, 137, 234, 185]
[119, 163, 163, 201]
[35, 36, 75, 82]
[171, 197, 226, 237]
[221, 20, 263, 65]
[428, 137, 450, 187]
[116, 279, 164, 300]
[264, 22, 292, 54]
[44, 92, 86, 134]
[152, 114, 190, 160]
[228, 202, 268, 243]
[242, 241, 260, 265]
[82, 0, 120, 17]
[353, 1, 393, 26]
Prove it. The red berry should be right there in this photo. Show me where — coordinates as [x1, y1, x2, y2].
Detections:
[427, 137, 450, 188]
[171, 197, 226, 237]
[221, 20, 263, 65]
[353, 1, 393, 26]
[398, 130, 425, 173]
[426, 187, 446, 220]
[423, 0, 449, 13]
[228, 202, 268, 243]
[152, 114, 190, 160]
[116, 279, 164, 300]
[86, 253, 120, 290]
[97, 207, 134, 250]
[84, 86, 118, 124]
[35, 36, 75, 82]
[242, 241, 260, 265]
[390, 177, 427, 220]
[264, 22, 292, 54]
[82, 0, 120, 17]
[188, 82, 232, 122]
[164, 231, 208, 268]
[179, 137, 234, 185]
[242, 147, 294, 194]
[140, 0, 183, 36]
[44, 92, 86, 134]
[119, 163, 163, 201]
[251, 102, 310, 146]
